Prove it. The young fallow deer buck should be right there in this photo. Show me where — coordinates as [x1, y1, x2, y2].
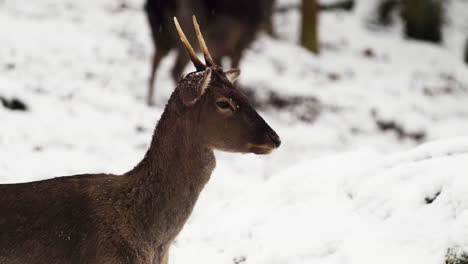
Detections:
[0, 16, 281, 264]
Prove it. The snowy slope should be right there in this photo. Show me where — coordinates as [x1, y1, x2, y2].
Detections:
[1, 0, 468, 263]
[173, 138, 468, 264]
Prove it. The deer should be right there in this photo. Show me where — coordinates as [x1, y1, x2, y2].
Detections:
[0, 16, 281, 264]
[144, 0, 275, 106]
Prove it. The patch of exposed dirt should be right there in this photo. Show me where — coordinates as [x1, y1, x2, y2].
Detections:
[0, 96, 28, 111]
[242, 86, 321, 123]
[372, 109, 426, 142]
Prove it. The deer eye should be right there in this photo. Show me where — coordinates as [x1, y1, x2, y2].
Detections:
[216, 101, 232, 110]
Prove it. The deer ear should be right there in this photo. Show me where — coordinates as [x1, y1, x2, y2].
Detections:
[181, 68, 212, 106]
[225, 69, 240, 83]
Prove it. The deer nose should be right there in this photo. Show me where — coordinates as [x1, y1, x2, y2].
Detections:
[268, 133, 281, 148]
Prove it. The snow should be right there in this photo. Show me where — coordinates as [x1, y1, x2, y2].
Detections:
[172, 141, 468, 264]
[172, 139, 468, 264]
[1, 0, 468, 263]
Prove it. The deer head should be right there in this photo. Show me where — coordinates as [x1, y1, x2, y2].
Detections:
[172, 16, 281, 155]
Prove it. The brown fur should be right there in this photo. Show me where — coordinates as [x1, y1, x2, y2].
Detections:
[0, 61, 280, 263]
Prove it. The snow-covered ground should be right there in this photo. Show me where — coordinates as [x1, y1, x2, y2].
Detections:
[173, 138, 468, 264]
[1, 0, 468, 263]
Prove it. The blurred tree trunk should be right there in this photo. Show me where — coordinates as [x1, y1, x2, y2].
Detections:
[464, 38, 468, 65]
[401, 0, 443, 43]
[301, 0, 319, 54]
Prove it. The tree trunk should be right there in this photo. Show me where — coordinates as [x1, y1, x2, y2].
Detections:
[301, 0, 319, 54]
[464, 38, 468, 65]
[401, 0, 443, 43]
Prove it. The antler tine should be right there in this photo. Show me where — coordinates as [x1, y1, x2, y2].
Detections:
[192, 15, 217, 67]
[173, 17, 206, 71]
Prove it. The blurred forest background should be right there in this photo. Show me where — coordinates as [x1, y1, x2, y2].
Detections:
[1, 0, 468, 263]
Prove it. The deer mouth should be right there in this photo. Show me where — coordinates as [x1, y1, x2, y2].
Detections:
[247, 143, 276, 155]
[246, 132, 281, 155]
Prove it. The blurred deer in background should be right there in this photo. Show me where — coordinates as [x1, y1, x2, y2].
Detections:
[144, 0, 275, 106]
[0, 16, 280, 264]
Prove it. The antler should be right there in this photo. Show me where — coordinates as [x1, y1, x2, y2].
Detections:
[173, 17, 206, 71]
[192, 15, 217, 67]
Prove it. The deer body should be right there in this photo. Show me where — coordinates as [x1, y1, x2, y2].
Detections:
[0, 99, 215, 264]
[144, 0, 275, 105]
[0, 17, 280, 264]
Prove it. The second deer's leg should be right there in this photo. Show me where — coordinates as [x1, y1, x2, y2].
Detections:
[230, 51, 243, 69]
[171, 51, 189, 83]
[148, 47, 167, 106]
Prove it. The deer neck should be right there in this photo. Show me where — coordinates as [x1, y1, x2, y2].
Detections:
[123, 105, 215, 245]
[134, 108, 215, 181]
